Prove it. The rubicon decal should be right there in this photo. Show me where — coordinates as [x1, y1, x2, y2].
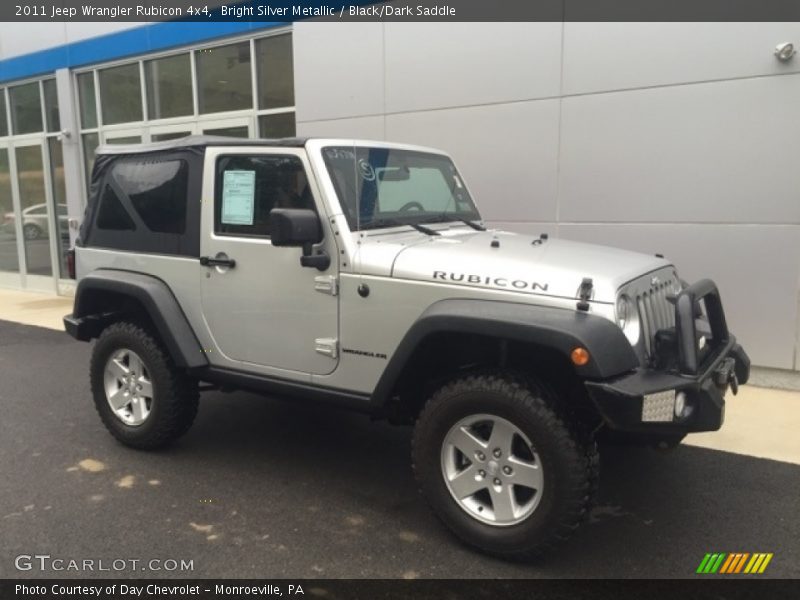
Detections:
[433, 271, 549, 292]
[696, 552, 773, 574]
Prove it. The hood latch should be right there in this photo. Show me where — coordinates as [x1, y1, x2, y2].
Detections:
[576, 277, 593, 311]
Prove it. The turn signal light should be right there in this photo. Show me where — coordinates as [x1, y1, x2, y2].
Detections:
[571, 347, 590, 366]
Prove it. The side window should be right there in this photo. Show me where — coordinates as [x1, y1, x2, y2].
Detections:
[214, 154, 314, 237]
[96, 184, 135, 231]
[113, 159, 189, 234]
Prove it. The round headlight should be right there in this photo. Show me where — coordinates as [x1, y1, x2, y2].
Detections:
[616, 295, 640, 345]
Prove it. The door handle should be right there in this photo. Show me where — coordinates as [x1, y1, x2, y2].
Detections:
[200, 256, 236, 268]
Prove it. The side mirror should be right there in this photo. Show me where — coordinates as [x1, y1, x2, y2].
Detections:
[270, 208, 322, 247]
[269, 208, 330, 271]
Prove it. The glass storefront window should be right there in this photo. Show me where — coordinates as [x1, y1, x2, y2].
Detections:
[9, 83, 43, 135]
[0, 148, 20, 273]
[203, 125, 249, 138]
[145, 53, 193, 120]
[98, 63, 143, 125]
[259, 112, 295, 138]
[196, 42, 253, 114]
[47, 138, 70, 277]
[152, 130, 192, 142]
[15, 144, 52, 276]
[105, 135, 142, 145]
[0, 91, 8, 137]
[82, 132, 99, 185]
[256, 35, 294, 110]
[42, 79, 60, 132]
[77, 72, 98, 129]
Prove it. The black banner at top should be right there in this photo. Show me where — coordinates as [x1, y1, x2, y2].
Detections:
[4, 0, 800, 22]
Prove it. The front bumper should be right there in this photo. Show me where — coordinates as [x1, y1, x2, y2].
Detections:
[585, 279, 750, 435]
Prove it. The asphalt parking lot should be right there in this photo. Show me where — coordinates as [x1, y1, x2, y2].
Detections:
[1, 319, 798, 579]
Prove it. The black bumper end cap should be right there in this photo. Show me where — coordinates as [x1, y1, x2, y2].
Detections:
[731, 343, 750, 385]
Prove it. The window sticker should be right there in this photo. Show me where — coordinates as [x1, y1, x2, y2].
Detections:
[357, 159, 376, 181]
[221, 170, 256, 225]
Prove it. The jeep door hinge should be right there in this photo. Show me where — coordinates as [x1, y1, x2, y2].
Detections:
[314, 275, 338, 296]
[314, 338, 338, 359]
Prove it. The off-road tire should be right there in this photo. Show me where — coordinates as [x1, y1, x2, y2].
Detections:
[412, 372, 598, 560]
[90, 321, 199, 450]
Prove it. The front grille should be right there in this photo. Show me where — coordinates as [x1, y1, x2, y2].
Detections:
[619, 268, 679, 363]
[636, 278, 676, 357]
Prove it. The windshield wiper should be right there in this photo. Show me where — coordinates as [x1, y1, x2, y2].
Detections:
[365, 218, 440, 236]
[420, 215, 486, 231]
[457, 218, 486, 231]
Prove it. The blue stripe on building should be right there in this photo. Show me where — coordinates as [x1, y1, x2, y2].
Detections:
[0, 21, 282, 84]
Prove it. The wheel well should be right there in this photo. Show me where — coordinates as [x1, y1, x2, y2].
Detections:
[77, 289, 155, 336]
[386, 332, 600, 426]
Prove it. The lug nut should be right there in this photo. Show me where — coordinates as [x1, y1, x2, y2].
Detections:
[476, 451, 485, 461]
[493, 478, 501, 486]
[478, 470, 486, 478]
[503, 466, 512, 475]
[493, 449, 502, 458]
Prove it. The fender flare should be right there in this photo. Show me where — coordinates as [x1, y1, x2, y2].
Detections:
[67, 270, 207, 369]
[370, 298, 639, 408]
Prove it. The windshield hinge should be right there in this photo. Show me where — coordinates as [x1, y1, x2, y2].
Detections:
[314, 275, 338, 296]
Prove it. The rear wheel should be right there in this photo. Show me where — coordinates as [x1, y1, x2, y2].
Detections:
[23, 223, 42, 240]
[90, 321, 198, 450]
[412, 372, 597, 560]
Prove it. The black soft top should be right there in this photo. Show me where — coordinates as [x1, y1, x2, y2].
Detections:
[95, 135, 310, 156]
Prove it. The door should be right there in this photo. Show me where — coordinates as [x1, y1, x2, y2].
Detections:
[199, 147, 339, 376]
[46, 137, 70, 280]
[0, 143, 22, 288]
[13, 140, 54, 290]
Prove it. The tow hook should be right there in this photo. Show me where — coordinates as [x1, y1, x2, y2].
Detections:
[715, 357, 738, 395]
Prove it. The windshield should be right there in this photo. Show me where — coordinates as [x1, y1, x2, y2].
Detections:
[322, 146, 481, 231]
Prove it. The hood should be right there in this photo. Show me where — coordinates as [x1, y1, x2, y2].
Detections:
[355, 228, 671, 303]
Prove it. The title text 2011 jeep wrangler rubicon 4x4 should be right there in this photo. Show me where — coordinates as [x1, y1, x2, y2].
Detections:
[65, 136, 749, 559]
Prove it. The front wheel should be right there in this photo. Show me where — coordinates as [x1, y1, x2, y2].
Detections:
[90, 321, 199, 450]
[412, 372, 598, 560]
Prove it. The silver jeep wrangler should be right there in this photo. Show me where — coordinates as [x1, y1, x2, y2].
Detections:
[65, 136, 749, 559]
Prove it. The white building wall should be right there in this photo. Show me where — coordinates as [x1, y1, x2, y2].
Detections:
[0, 23, 146, 61]
[294, 22, 800, 370]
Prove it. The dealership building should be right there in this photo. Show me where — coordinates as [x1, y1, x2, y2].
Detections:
[0, 20, 797, 371]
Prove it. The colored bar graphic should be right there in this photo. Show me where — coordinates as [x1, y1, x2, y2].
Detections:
[744, 554, 759, 573]
[734, 553, 749, 573]
[710, 553, 726, 573]
[758, 553, 773, 573]
[700, 552, 774, 575]
[719, 554, 735, 573]
[697, 554, 712, 574]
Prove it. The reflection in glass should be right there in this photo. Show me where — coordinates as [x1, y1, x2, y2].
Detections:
[48, 138, 70, 278]
[77, 72, 97, 129]
[0, 90, 8, 137]
[43, 79, 60, 132]
[105, 136, 142, 145]
[0, 148, 20, 273]
[82, 132, 99, 186]
[145, 54, 193, 120]
[259, 112, 295, 138]
[196, 42, 252, 114]
[203, 126, 249, 138]
[152, 131, 192, 142]
[10, 83, 43, 134]
[15, 145, 53, 276]
[99, 63, 143, 125]
[256, 34, 294, 110]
